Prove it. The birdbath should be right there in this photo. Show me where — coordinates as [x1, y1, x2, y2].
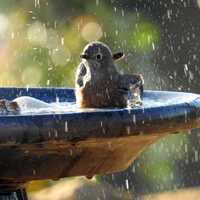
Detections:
[0, 87, 200, 199]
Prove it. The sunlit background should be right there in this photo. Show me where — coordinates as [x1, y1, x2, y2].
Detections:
[0, 0, 162, 88]
[1, 0, 200, 199]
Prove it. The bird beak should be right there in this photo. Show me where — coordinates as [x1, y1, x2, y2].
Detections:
[80, 54, 89, 59]
[112, 52, 124, 61]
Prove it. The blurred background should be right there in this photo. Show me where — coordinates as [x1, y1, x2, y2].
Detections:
[1, 0, 200, 199]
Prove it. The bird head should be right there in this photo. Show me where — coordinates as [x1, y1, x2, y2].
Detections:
[80, 41, 124, 69]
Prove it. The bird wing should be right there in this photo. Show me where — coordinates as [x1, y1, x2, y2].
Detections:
[119, 74, 144, 98]
[75, 63, 87, 88]
[120, 74, 144, 86]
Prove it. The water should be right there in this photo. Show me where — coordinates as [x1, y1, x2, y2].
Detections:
[3, 91, 199, 115]
[0, 91, 198, 116]
[13, 96, 77, 115]
[142, 91, 199, 108]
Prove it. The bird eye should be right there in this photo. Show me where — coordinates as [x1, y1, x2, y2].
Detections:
[96, 53, 103, 60]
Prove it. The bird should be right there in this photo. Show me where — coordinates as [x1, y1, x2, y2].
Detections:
[0, 42, 143, 114]
[75, 41, 144, 108]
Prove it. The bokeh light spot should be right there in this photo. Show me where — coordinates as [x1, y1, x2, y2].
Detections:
[22, 67, 42, 86]
[0, 72, 18, 86]
[81, 22, 103, 42]
[51, 47, 71, 66]
[27, 21, 47, 46]
[45, 29, 60, 49]
[197, 0, 200, 8]
[0, 14, 9, 37]
[9, 10, 26, 30]
[64, 30, 82, 53]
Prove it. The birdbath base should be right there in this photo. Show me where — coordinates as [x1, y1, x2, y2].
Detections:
[0, 88, 199, 199]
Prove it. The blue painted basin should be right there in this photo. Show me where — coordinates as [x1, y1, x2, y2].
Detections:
[0, 87, 199, 185]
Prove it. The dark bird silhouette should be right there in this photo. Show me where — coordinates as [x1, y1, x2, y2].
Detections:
[75, 41, 144, 108]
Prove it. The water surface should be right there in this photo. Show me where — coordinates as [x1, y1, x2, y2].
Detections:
[7, 91, 199, 116]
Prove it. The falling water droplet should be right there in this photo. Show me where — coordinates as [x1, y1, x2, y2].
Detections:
[125, 179, 129, 190]
[61, 37, 64, 45]
[195, 150, 198, 162]
[121, 9, 124, 17]
[11, 32, 15, 39]
[126, 126, 130, 135]
[46, 79, 50, 86]
[33, 169, 36, 175]
[65, 121, 68, 132]
[184, 144, 188, 153]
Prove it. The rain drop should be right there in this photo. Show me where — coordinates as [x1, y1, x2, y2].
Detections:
[65, 121, 68, 132]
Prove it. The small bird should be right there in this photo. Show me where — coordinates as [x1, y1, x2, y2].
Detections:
[75, 41, 144, 108]
[0, 42, 143, 114]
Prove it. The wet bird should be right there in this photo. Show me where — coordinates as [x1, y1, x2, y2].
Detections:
[75, 41, 144, 108]
[0, 42, 143, 114]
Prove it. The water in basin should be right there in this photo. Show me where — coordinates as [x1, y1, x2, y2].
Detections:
[5, 91, 199, 116]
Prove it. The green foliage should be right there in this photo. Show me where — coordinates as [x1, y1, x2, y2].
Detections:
[130, 21, 160, 52]
[0, 0, 161, 87]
